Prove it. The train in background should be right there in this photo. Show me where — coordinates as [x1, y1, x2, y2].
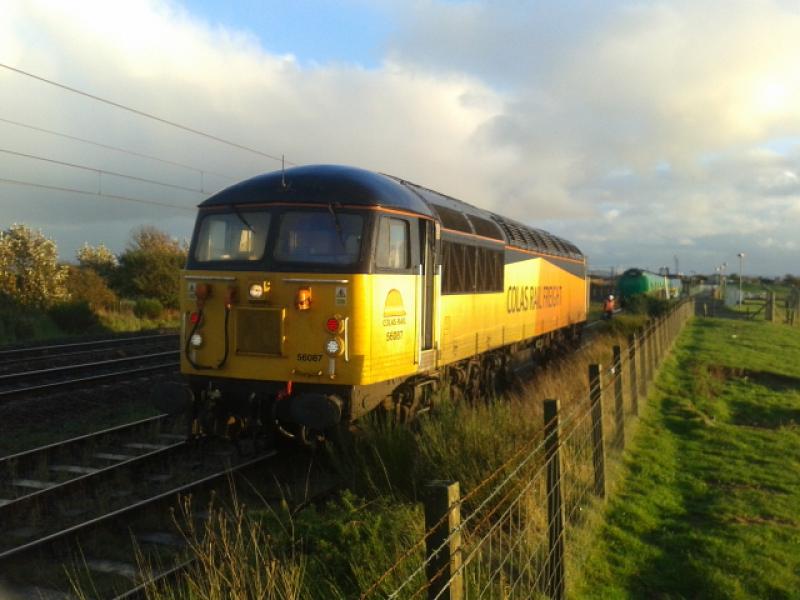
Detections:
[171, 164, 587, 442]
[616, 268, 683, 303]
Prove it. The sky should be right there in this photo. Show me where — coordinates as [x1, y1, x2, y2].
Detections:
[1, 0, 800, 276]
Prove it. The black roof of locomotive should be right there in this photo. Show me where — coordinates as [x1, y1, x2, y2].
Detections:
[199, 164, 435, 218]
[199, 164, 583, 260]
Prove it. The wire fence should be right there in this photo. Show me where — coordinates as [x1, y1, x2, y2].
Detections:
[362, 299, 695, 600]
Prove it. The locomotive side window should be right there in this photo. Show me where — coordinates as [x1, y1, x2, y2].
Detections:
[273, 211, 363, 266]
[376, 217, 410, 270]
[442, 240, 503, 294]
[194, 211, 270, 262]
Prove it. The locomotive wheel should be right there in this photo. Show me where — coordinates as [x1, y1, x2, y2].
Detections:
[466, 361, 483, 404]
[393, 380, 437, 424]
[394, 384, 420, 424]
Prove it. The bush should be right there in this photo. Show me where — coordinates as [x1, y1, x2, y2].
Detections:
[645, 296, 671, 316]
[48, 301, 99, 334]
[114, 226, 186, 308]
[623, 294, 671, 317]
[133, 297, 163, 319]
[65, 265, 117, 311]
[0, 223, 69, 307]
[0, 293, 62, 343]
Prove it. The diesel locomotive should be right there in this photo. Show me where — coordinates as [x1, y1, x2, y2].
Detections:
[617, 268, 682, 303]
[175, 165, 587, 441]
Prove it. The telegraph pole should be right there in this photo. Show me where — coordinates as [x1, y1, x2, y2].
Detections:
[737, 253, 745, 305]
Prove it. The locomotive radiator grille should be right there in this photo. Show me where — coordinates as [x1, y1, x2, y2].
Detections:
[235, 307, 285, 355]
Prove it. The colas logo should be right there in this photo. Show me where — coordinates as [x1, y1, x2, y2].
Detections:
[382, 289, 406, 326]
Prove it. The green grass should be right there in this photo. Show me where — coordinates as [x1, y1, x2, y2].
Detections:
[97, 308, 179, 333]
[0, 306, 63, 344]
[574, 317, 800, 599]
[0, 304, 179, 345]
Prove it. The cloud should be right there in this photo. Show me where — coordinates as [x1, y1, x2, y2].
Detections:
[1, 0, 514, 261]
[2, 0, 800, 274]
[384, 0, 800, 273]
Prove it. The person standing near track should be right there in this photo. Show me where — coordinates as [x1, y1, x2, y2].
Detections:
[603, 294, 616, 319]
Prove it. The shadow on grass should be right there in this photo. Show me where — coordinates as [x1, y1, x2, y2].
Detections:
[607, 336, 800, 598]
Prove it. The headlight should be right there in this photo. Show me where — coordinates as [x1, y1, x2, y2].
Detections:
[249, 283, 264, 299]
[190, 333, 203, 348]
[324, 337, 343, 357]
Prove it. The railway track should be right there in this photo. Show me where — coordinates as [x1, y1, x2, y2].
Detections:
[0, 414, 180, 510]
[0, 445, 332, 599]
[0, 331, 178, 362]
[0, 332, 179, 377]
[0, 414, 298, 599]
[0, 351, 180, 401]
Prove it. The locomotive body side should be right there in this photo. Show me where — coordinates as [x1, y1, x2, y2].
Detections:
[437, 245, 586, 366]
[178, 165, 587, 437]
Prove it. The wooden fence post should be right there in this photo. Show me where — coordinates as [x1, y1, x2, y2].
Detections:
[669, 306, 676, 344]
[424, 481, 463, 600]
[628, 334, 639, 416]
[648, 320, 656, 381]
[589, 364, 606, 498]
[544, 399, 565, 600]
[612, 345, 624, 449]
[653, 317, 664, 364]
[639, 326, 648, 397]
[766, 292, 776, 323]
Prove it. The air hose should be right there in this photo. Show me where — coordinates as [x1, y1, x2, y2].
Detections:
[184, 306, 231, 370]
[216, 305, 231, 368]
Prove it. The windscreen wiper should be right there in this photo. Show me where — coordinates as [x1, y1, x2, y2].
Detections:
[231, 205, 254, 232]
[328, 201, 347, 249]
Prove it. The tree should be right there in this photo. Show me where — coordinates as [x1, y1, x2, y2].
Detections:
[77, 242, 118, 281]
[783, 274, 800, 287]
[65, 265, 118, 311]
[115, 226, 187, 308]
[0, 224, 68, 308]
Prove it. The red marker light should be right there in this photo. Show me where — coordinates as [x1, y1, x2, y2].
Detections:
[190, 312, 200, 324]
[326, 317, 340, 333]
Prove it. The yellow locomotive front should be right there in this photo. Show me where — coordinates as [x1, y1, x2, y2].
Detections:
[178, 165, 437, 440]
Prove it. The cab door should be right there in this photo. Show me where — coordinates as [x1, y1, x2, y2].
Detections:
[370, 215, 417, 380]
[418, 219, 437, 370]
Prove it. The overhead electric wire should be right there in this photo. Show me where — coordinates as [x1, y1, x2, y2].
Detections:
[0, 176, 194, 211]
[0, 62, 296, 166]
[0, 147, 211, 196]
[0, 116, 238, 182]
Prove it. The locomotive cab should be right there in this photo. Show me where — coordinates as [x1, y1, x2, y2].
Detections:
[176, 165, 438, 441]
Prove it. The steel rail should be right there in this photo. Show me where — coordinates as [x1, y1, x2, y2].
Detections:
[0, 413, 169, 465]
[0, 340, 176, 372]
[0, 450, 277, 562]
[0, 333, 178, 359]
[0, 441, 188, 516]
[0, 350, 178, 383]
[0, 361, 179, 399]
[111, 557, 197, 600]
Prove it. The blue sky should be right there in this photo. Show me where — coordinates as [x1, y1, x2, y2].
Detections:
[186, 0, 392, 67]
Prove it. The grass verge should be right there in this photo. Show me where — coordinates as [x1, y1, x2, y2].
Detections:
[573, 317, 800, 598]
